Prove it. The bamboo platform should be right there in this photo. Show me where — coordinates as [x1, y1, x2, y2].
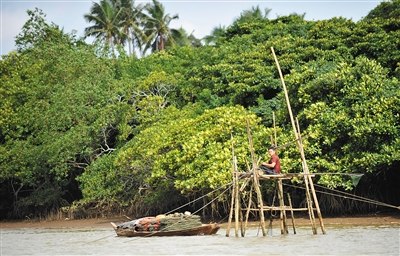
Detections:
[257, 173, 316, 180]
[226, 170, 326, 237]
[239, 172, 315, 180]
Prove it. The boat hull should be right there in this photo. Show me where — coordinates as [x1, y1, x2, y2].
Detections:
[111, 222, 220, 237]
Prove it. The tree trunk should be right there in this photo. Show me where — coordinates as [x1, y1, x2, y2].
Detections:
[157, 33, 165, 51]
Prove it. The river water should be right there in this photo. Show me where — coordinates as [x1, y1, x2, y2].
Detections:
[1, 225, 399, 255]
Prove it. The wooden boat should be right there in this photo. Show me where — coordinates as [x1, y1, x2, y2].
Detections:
[111, 222, 220, 237]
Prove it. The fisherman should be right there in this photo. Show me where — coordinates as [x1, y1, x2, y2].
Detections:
[260, 146, 281, 175]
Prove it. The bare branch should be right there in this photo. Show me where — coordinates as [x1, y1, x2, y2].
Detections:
[130, 82, 174, 108]
[93, 126, 116, 158]
[67, 161, 89, 169]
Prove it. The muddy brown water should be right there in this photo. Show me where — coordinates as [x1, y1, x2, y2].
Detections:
[1, 225, 399, 255]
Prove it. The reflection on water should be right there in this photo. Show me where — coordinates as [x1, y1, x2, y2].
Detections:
[1, 225, 399, 255]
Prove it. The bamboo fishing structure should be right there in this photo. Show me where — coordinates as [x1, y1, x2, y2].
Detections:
[225, 47, 326, 237]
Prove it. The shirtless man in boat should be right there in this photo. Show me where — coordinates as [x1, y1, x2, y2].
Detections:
[260, 146, 281, 175]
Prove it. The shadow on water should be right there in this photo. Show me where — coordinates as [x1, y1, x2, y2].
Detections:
[1, 225, 399, 255]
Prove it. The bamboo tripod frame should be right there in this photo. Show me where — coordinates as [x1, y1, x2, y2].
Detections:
[225, 136, 326, 237]
[225, 47, 326, 237]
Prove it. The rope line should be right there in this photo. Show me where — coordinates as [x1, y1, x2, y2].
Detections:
[304, 172, 364, 177]
[313, 183, 400, 210]
[85, 233, 115, 244]
[259, 172, 364, 177]
[190, 185, 232, 217]
[285, 182, 400, 210]
[164, 181, 234, 215]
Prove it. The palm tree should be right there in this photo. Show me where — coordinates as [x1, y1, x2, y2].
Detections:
[141, 0, 180, 54]
[237, 6, 271, 22]
[116, 0, 145, 56]
[187, 32, 202, 48]
[203, 25, 226, 46]
[170, 28, 202, 48]
[84, 0, 124, 54]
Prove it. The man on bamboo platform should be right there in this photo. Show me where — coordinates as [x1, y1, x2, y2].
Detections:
[260, 146, 281, 175]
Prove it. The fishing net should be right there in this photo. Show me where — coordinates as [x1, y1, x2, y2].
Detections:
[158, 213, 202, 231]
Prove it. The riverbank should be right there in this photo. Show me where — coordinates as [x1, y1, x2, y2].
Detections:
[1, 213, 399, 229]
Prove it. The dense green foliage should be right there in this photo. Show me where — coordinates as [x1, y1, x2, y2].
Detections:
[1, 1, 399, 218]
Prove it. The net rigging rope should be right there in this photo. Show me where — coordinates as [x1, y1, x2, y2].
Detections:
[164, 181, 234, 215]
[284, 182, 400, 210]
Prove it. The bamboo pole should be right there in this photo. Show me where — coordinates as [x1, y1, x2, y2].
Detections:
[239, 177, 250, 192]
[305, 171, 317, 234]
[267, 213, 274, 236]
[246, 120, 266, 236]
[234, 156, 240, 237]
[226, 135, 236, 237]
[273, 111, 277, 146]
[244, 187, 253, 236]
[271, 47, 299, 148]
[226, 183, 234, 237]
[252, 162, 266, 237]
[277, 180, 284, 234]
[271, 47, 320, 234]
[309, 175, 326, 234]
[287, 193, 297, 234]
[298, 135, 317, 233]
[240, 204, 245, 237]
[277, 179, 288, 234]
[296, 118, 317, 234]
[296, 119, 326, 234]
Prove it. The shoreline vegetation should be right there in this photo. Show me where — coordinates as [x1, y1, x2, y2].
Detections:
[1, 1, 399, 220]
[1, 213, 399, 229]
